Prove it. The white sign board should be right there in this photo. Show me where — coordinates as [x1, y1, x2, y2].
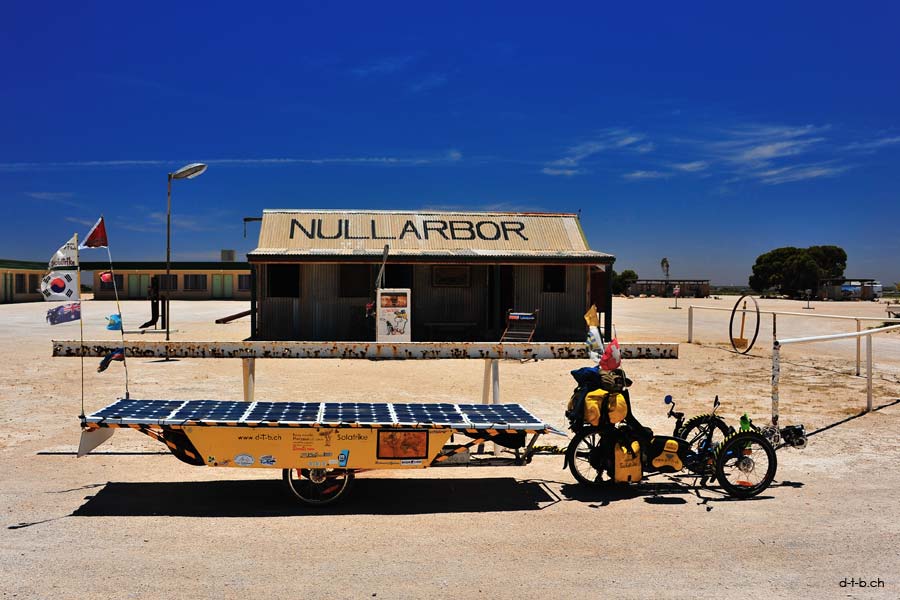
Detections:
[376, 288, 411, 342]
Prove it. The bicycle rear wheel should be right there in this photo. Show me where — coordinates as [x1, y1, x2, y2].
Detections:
[714, 431, 777, 498]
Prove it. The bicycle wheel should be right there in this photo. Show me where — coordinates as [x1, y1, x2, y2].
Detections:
[677, 414, 730, 456]
[282, 468, 354, 505]
[714, 431, 777, 498]
[566, 428, 612, 486]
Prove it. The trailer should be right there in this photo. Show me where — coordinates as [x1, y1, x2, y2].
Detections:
[79, 398, 565, 505]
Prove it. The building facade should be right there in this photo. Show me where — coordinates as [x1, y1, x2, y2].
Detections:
[83, 262, 252, 301]
[248, 210, 615, 342]
[0, 260, 46, 303]
[628, 279, 710, 298]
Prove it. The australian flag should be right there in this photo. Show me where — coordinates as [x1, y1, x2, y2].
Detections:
[46, 302, 81, 325]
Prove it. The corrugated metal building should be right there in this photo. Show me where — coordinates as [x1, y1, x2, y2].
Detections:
[248, 209, 615, 341]
[83, 262, 252, 301]
[0, 259, 46, 303]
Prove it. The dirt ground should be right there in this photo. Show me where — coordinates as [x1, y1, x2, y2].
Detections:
[2, 296, 899, 599]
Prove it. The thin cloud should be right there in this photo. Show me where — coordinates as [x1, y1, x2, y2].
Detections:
[623, 170, 669, 180]
[64, 216, 96, 227]
[543, 129, 651, 175]
[757, 163, 850, 185]
[843, 136, 900, 152]
[672, 161, 708, 172]
[409, 73, 448, 93]
[351, 55, 417, 77]
[0, 153, 463, 172]
[541, 167, 582, 176]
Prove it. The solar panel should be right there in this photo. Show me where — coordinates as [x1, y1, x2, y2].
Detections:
[84, 400, 549, 430]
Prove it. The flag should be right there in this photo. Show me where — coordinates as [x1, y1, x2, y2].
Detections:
[79, 217, 108, 249]
[49, 236, 78, 269]
[599, 338, 622, 371]
[97, 348, 125, 372]
[41, 271, 80, 301]
[46, 302, 81, 325]
[99, 271, 113, 283]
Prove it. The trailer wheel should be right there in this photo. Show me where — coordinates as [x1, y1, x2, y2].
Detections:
[282, 468, 354, 506]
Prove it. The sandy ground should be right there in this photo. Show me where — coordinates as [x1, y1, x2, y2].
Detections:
[2, 296, 899, 599]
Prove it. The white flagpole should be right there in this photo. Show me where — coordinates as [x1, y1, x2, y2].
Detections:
[102, 219, 130, 400]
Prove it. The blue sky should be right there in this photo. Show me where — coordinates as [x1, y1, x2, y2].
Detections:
[2, 2, 898, 285]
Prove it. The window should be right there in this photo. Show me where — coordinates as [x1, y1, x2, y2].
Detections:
[28, 274, 39, 293]
[238, 274, 252, 291]
[267, 264, 300, 297]
[432, 266, 470, 287]
[384, 265, 413, 289]
[156, 274, 177, 291]
[100, 274, 124, 291]
[542, 265, 566, 293]
[15, 274, 26, 293]
[340, 264, 370, 298]
[184, 274, 208, 291]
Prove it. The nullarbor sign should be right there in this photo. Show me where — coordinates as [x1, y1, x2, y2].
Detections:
[289, 217, 529, 242]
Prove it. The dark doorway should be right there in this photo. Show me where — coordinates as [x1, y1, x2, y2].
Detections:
[384, 264, 413, 289]
[590, 267, 607, 310]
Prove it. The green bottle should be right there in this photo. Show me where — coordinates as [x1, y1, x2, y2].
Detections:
[740, 413, 751, 432]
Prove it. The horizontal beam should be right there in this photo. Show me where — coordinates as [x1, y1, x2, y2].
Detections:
[52, 340, 678, 360]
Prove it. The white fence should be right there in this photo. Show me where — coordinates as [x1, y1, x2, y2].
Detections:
[771, 324, 900, 431]
[688, 304, 900, 375]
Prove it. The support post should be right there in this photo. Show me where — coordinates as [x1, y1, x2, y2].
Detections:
[242, 357, 255, 402]
[481, 358, 492, 404]
[866, 335, 873, 412]
[491, 359, 501, 456]
[687, 305, 693, 343]
[772, 314, 777, 341]
[771, 341, 780, 432]
[855, 319, 861, 376]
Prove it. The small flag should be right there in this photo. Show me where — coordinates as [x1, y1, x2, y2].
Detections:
[79, 217, 108, 249]
[97, 348, 125, 373]
[599, 338, 622, 371]
[49, 236, 79, 269]
[99, 271, 113, 283]
[41, 271, 80, 301]
[46, 302, 81, 325]
[106, 314, 122, 331]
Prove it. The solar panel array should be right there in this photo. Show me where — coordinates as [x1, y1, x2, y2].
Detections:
[84, 399, 547, 430]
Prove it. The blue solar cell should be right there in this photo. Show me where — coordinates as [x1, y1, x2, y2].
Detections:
[92, 399, 183, 420]
[171, 400, 248, 421]
[246, 402, 320, 422]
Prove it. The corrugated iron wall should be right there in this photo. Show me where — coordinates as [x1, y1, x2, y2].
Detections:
[411, 265, 488, 340]
[257, 263, 588, 341]
[513, 265, 586, 340]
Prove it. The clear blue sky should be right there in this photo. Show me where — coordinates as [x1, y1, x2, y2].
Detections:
[2, 2, 898, 285]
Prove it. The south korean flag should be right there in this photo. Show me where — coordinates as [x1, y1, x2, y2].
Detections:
[41, 271, 80, 301]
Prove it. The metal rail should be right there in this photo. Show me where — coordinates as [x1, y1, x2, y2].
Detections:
[772, 323, 900, 431]
[688, 304, 900, 375]
[53, 340, 679, 406]
[52, 340, 678, 360]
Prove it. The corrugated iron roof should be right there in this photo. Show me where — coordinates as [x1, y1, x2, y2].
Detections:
[249, 209, 612, 262]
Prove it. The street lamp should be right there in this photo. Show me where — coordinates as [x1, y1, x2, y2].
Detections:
[166, 162, 207, 343]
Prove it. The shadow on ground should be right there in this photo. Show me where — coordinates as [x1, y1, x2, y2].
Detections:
[71, 476, 559, 517]
[557, 477, 803, 507]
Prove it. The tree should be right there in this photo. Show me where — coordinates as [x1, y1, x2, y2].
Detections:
[749, 245, 847, 296]
[610, 269, 640, 295]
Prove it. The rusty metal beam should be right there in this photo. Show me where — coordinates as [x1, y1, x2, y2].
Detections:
[52, 340, 678, 360]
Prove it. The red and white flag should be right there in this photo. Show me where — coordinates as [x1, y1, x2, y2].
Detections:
[79, 217, 108, 249]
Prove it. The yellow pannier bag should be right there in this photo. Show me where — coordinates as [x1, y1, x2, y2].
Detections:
[584, 389, 628, 426]
[614, 440, 642, 483]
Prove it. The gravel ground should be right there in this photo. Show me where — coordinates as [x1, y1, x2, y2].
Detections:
[1, 297, 898, 599]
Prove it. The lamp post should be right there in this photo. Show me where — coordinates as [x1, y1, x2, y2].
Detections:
[166, 162, 207, 343]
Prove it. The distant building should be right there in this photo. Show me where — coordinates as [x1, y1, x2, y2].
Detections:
[0, 259, 46, 303]
[247, 209, 615, 341]
[82, 262, 251, 301]
[628, 279, 710, 298]
[818, 278, 882, 301]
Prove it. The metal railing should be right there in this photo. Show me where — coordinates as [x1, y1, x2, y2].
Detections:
[771, 323, 900, 433]
[688, 304, 900, 375]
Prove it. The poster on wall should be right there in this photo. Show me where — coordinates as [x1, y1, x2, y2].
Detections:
[376, 288, 411, 342]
